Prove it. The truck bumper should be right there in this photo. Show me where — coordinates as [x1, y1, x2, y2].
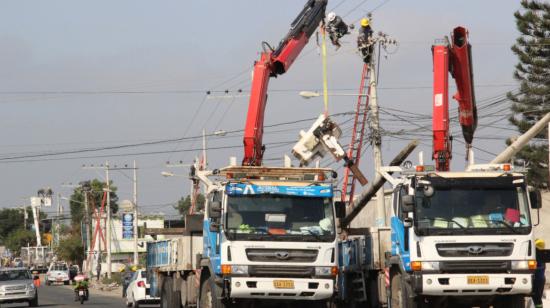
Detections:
[229, 277, 334, 300]
[0, 289, 36, 303]
[417, 273, 532, 296]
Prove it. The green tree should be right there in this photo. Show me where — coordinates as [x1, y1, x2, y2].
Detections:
[507, 0, 550, 188]
[69, 179, 119, 230]
[175, 194, 205, 217]
[0, 207, 46, 248]
[55, 233, 84, 265]
[4, 229, 36, 253]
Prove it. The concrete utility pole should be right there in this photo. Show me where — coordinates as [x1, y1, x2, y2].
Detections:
[368, 62, 385, 227]
[105, 162, 111, 279]
[83, 189, 91, 276]
[491, 112, 550, 164]
[133, 160, 138, 265]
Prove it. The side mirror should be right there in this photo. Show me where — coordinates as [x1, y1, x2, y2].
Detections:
[529, 190, 542, 209]
[403, 217, 413, 228]
[334, 201, 346, 220]
[209, 201, 222, 219]
[401, 195, 415, 213]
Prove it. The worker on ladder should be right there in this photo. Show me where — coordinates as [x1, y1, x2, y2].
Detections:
[357, 17, 374, 64]
[325, 11, 351, 50]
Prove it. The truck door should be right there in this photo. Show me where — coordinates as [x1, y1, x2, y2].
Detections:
[391, 185, 411, 271]
[204, 191, 223, 275]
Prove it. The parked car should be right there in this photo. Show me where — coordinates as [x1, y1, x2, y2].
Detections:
[0, 267, 38, 307]
[45, 262, 70, 285]
[125, 269, 159, 308]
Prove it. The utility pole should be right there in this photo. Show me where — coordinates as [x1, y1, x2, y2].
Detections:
[55, 193, 61, 247]
[133, 160, 138, 265]
[369, 61, 385, 227]
[105, 162, 111, 279]
[83, 188, 91, 276]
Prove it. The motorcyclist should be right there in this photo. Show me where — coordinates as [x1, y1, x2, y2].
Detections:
[74, 273, 89, 301]
[325, 11, 351, 50]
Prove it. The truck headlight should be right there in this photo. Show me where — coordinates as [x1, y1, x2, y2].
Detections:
[26, 283, 35, 290]
[512, 260, 537, 270]
[221, 264, 248, 275]
[421, 261, 440, 271]
[315, 266, 338, 277]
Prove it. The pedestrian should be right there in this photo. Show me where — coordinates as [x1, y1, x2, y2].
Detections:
[96, 261, 102, 281]
[533, 239, 547, 308]
[357, 17, 374, 64]
[325, 11, 350, 50]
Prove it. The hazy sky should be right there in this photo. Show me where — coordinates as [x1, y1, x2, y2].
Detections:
[0, 0, 523, 217]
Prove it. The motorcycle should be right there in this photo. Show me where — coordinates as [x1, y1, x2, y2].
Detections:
[75, 286, 89, 304]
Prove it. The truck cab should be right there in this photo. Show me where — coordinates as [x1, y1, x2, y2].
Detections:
[384, 164, 542, 307]
[200, 166, 338, 306]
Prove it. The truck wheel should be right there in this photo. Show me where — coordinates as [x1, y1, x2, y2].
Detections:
[199, 274, 225, 308]
[161, 277, 174, 308]
[390, 272, 415, 308]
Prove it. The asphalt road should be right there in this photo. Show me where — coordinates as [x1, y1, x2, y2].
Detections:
[0, 283, 137, 308]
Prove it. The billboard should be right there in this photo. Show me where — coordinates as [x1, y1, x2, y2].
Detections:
[122, 213, 134, 239]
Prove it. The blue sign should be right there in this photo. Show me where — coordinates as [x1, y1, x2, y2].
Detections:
[122, 213, 134, 239]
[225, 183, 332, 197]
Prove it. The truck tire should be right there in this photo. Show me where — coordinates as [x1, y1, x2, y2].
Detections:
[28, 293, 38, 307]
[199, 274, 226, 308]
[390, 271, 415, 308]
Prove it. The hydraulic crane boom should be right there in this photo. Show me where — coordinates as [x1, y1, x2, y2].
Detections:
[242, 0, 327, 166]
[432, 26, 477, 171]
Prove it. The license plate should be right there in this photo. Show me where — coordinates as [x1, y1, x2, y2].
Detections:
[273, 280, 294, 289]
[79, 290, 85, 296]
[467, 275, 489, 284]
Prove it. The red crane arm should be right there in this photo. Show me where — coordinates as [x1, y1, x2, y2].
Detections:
[432, 26, 477, 171]
[242, 0, 327, 166]
[449, 27, 477, 145]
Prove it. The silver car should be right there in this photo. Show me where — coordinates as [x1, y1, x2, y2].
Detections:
[0, 267, 38, 307]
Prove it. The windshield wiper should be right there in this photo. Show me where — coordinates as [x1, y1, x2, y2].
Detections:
[299, 229, 324, 241]
[487, 219, 520, 234]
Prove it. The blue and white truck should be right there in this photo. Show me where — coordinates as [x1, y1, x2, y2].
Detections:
[147, 165, 341, 307]
[335, 163, 543, 308]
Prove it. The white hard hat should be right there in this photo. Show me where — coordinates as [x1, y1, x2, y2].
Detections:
[327, 12, 336, 22]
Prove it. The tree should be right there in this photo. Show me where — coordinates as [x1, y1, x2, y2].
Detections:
[175, 194, 205, 217]
[4, 229, 35, 253]
[507, 0, 550, 188]
[0, 207, 46, 249]
[69, 179, 119, 231]
[55, 233, 84, 265]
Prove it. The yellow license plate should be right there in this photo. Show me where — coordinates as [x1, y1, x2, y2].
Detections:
[467, 275, 489, 284]
[273, 280, 294, 289]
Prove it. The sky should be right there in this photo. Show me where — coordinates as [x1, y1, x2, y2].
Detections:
[0, 0, 524, 218]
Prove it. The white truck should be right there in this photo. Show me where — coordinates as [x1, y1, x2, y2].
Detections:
[147, 165, 341, 307]
[335, 162, 542, 308]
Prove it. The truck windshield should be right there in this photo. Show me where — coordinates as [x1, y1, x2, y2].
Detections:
[225, 195, 335, 242]
[414, 177, 531, 236]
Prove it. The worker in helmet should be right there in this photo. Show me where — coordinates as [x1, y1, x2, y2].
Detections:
[357, 17, 374, 64]
[325, 11, 351, 50]
[533, 239, 547, 308]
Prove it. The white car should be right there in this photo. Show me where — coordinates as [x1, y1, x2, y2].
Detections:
[125, 269, 159, 307]
[45, 262, 70, 285]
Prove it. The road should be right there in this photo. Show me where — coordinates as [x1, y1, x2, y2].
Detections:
[0, 283, 146, 308]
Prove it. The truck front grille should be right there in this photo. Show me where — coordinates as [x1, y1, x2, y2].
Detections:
[248, 266, 314, 278]
[439, 261, 510, 273]
[436, 243, 513, 257]
[246, 249, 318, 263]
